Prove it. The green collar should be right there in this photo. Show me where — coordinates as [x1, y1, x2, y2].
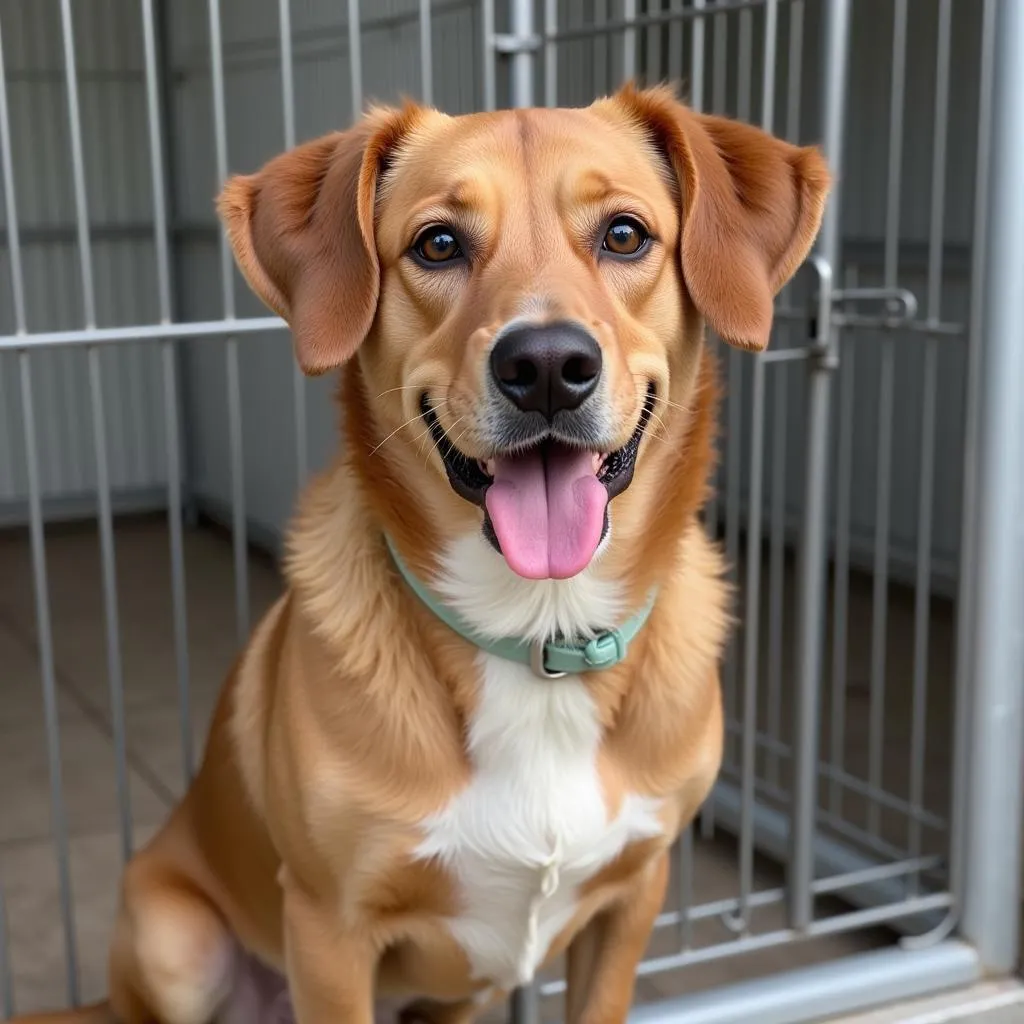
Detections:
[385, 535, 656, 679]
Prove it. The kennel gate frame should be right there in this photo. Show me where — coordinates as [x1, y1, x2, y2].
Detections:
[0, 1, 1021, 1021]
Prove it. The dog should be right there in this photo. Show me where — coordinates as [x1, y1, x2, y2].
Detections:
[17, 84, 828, 1023]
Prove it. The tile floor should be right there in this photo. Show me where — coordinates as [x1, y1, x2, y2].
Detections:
[838, 981, 1024, 1023]
[0, 515, 991, 1020]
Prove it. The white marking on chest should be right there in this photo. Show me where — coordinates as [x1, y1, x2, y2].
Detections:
[413, 535, 664, 990]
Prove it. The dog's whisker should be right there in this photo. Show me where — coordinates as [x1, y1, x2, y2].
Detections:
[374, 384, 450, 401]
[418, 415, 467, 470]
[637, 422, 671, 449]
[370, 411, 428, 457]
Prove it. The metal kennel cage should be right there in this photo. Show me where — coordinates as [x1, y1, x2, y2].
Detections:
[0, 1, 1022, 1021]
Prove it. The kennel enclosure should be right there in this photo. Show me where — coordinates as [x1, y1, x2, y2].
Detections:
[0, 1, 1023, 1021]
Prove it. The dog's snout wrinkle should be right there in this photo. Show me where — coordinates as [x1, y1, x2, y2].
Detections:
[490, 322, 602, 421]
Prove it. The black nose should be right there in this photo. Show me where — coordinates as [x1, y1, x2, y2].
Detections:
[490, 323, 603, 419]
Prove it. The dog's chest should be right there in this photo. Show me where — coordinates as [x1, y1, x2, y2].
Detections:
[413, 655, 664, 991]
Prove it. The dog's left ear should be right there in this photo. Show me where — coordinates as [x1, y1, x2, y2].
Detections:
[611, 85, 831, 352]
[217, 103, 421, 375]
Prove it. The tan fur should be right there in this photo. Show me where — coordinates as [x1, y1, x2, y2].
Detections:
[14, 86, 828, 1024]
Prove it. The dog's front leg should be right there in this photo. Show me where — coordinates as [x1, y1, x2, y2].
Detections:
[282, 872, 377, 1024]
[564, 851, 669, 1024]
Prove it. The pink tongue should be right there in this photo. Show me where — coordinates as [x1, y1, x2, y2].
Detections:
[484, 446, 608, 580]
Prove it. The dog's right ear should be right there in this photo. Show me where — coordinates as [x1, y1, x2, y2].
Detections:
[217, 105, 420, 376]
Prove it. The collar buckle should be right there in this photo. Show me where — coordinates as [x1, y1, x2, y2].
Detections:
[583, 629, 627, 668]
[530, 641, 567, 680]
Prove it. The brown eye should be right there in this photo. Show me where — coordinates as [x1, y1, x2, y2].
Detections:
[413, 226, 462, 264]
[602, 216, 649, 257]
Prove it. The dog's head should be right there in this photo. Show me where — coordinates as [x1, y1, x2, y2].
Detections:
[219, 86, 829, 584]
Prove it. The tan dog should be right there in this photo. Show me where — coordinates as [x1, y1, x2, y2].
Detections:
[18, 85, 828, 1024]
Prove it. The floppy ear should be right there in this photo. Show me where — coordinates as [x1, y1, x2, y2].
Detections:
[217, 105, 419, 375]
[613, 85, 831, 351]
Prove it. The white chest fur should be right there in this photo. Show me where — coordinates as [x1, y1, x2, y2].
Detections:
[412, 536, 665, 991]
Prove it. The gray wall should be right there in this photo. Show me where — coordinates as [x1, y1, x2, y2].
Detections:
[0, 0, 985, 595]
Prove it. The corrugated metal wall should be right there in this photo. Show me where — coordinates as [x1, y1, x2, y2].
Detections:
[0, 0, 169, 523]
[0, 0, 982, 594]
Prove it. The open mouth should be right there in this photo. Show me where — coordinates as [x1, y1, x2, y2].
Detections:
[420, 385, 656, 580]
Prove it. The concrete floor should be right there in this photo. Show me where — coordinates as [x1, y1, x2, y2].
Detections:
[0, 515, 980, 1020]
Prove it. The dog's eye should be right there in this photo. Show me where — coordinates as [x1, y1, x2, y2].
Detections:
[602, 217, 649, 257]
[413, 226, 462, 264]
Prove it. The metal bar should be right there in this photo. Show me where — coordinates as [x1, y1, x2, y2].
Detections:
[689, 0, 705, 111]
[347, 0, 362, 119]
[482, 0, 496, 111]
[88, 348, 134, 862]
[141, 0, 174, 355]
[543, 0, 556, 107]
[593, 0, 609, 96]
[765, 357, 786, 791]
[951, 0, 996, 923]
[0, 17, 26, 337]
[19, 355, 80, 1005]
[660, 885, 785, 930]
[209, 0, 251, 645]
[208, 0, 234, 322]
[509, 985, 540, 1024]
[730, 354, 766, 935]
[0, 316, 287, 351]
[723, 346, 741, 758]
[789, 0, 850, 932]
[279, 0, 308, 492]
[419, 0, 433, 105]
[622, 0, 637, 82]
[155, 0, 199, 529]
[60, 0, 133, 864]
[142, 0, 193, 784]
[675, 826, 694, 948]
[724, 0, 755, 776]
[811, 894, 955, 940]
[761, 0, 778, 133]
[59, 0, 95, 330]
[510, 0, 534, 108]
[766, 0, 803, 791]
[810, 856, 946, 898]
[697, 0, 729, 733]
[867, 0, 908, 840]
[829, 267, 857, 817]
[507, 9, 538, 1020]
[829, 314, 961, 336]
[960, 0, 1024, 974]
[625, 941, 980, 1024]
[225, 339, 249, 645]
[279, 0, 297, 147]
[907, 0, 951, 891]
